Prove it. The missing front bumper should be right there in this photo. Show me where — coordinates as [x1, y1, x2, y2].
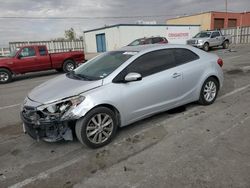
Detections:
[21, 111, 73, 142]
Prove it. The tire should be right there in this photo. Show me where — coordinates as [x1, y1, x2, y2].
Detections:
[0, 68, 12, 84]
[62, 60, 76, 73]
[203, 43, 209, 52]
[223, 41, 229, 49]
[75, 107, 118, 148]
[199, 77, 219, 105]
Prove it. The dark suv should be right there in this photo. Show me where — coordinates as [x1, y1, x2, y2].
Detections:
[128, 37, 168, 46]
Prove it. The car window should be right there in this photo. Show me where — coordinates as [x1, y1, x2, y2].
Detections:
[211, 32, 220, 38]
[152, 37, 161, 43]
[144, 38, 152, 44]
[73, 51, 135, 80]
[125, 49, 175, 77]
[174, 48, 199, 65]
[20, 47, 36, 57]
[194, 32, 211, 38]
[38, 47, 47, 56]
[128, 39, 145, 46]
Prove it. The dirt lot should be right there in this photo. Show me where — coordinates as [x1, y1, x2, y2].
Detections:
[0, 44, 250, 188]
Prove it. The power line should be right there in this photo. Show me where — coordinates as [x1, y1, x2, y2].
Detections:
[0, 14, 185, 20]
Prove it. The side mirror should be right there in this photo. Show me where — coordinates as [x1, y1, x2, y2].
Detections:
[17, 54, 22, 59]
[124, 72, 142, 82]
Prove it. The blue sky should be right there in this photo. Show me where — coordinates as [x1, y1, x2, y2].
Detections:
[0, 0, 249, 47]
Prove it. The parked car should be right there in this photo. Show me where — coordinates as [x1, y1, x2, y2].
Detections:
[21, 44, 223, 148]
[0, 45, 85, 83]
[128, 36, 168, 46]
[187, 30, 232, 51]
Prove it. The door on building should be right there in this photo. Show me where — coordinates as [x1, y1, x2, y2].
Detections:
[96, 33, 106, 52]
[214, 18, 224, 29]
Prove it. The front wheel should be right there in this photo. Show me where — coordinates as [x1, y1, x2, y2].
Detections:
[199, 77, 219, 105]
[0, 68, 12, 84]
[75, 107, 118, 148]
[203, 43, 209, 52]
[63, 60, 76, 73]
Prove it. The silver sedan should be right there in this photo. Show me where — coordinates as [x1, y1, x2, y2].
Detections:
[21, 44, 224, 148]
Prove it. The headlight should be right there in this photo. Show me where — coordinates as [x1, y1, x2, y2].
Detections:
[37, 95, 85, 119]
[198, 40, 203, 44]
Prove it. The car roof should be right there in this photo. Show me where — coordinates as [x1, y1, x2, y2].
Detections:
[118, 44, 194, 53]
[16, 45, 46, 48]
[134, 36, 164, 40]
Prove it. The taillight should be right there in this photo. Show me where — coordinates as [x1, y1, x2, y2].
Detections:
[217, 58, 223, 67]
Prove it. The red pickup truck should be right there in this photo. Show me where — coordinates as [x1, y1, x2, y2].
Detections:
[0, 45, 85, 83]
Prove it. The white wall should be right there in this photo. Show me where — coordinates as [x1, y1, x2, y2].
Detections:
[84, 25, 200, 53]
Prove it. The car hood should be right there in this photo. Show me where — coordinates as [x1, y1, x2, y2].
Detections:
[28, 74, 103, 104]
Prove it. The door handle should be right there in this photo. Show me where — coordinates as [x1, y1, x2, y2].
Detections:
[172, 73, 181, 78]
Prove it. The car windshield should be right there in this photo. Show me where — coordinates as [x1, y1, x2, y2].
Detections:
[194, 32, 211, 38]
[70, 51, 136, 80]
[128, 39, 145, 46]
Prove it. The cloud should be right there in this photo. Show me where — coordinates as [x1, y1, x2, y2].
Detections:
[0, 0, 249, 47]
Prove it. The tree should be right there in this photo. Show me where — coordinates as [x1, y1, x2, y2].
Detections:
[65, 28, 76, 41]
[79, 36, 84, 40]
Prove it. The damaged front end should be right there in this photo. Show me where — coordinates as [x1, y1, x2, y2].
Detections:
[21, 96, 85, 142]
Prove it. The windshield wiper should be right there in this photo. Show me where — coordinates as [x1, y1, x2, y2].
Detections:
[67, 71, 96, 81]
[74, 73, 94, 81]
[66, 71, 83, 80]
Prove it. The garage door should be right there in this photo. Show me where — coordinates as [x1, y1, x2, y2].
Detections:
[214, 18, 224, 29]
[228, 19, 237, 28]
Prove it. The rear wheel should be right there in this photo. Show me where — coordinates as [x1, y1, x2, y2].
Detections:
[0, 68, 12, 84]
[199, 77, 219, 105]
[203, 43, 209, 52]
[75, 107, 118, 148]
[62, 60, 76, 73]
[223, 41, 229, 49]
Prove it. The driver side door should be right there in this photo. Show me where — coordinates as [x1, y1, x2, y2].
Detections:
[15, 47, 38, 73]
[210, 32, 221, 47]
[116, 49, 184, 124]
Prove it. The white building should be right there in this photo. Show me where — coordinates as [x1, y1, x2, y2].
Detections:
[83, 24, 200, 53]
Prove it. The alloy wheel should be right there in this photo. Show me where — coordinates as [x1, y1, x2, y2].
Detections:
[66, 63, 75, 71]
[86, 113, 114, 144]
[0, 72, 9, 82]
[203, 81, 217, 102]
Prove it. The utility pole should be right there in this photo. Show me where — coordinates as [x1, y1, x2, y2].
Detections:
[225, 0, 228, 13]
[225, 0, 228, 28]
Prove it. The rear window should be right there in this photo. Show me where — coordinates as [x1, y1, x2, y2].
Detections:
[38, 47, 47, 56]
[174, 49, 199, 65]
[152, 37, 161, 43]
